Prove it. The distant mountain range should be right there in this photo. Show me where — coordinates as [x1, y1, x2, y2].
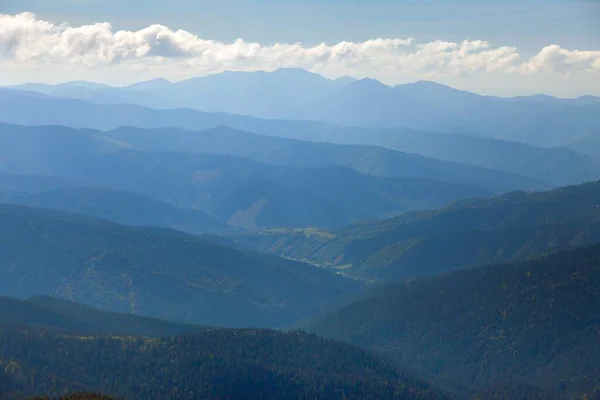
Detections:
[7, 68, 354, 119]
[1, 83, 598, 189]
[292, 78, 600, 146]
[4, 68, 599, 147]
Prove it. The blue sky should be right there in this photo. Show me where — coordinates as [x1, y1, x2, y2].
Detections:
[1, 0, 599, 95]
[4, 0, 598, 52]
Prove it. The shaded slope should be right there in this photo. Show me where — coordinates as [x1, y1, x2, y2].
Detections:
[236, 181, 600, 280]
[0, 204, 360, 327]
[0, 296, 204, 337]
[0, 326, 450, 400]
[307, 244, 600, 398]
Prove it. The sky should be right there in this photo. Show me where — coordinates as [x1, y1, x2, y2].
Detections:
[1, 0, 599, 96]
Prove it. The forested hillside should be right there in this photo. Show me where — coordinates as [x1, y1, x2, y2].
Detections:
[308, 244, 600, 398]
[0, 326, 450, 400]
[0, 204, 360, 327]
[236, 180, 600, 280]
[26, 394, 117, 400]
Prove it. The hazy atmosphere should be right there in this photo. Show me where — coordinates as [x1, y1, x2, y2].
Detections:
[1, 1, 599, 400]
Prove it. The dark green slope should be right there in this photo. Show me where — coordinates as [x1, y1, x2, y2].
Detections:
[0, 326, 450, 400]
[235, 181, 600, 280]
[307, 244, 600, 399]
[0, 296, 204, 337]
[27, 394, 117, 400]
[0, 185, 236, 235]
[0, 204, 360, 328]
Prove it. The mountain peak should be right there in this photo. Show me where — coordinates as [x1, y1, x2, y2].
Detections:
[348, 77, 389, 89]
[56, 80, 111, 89]
[125, 77, 173, 90]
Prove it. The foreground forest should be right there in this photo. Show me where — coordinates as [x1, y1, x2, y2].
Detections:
[307, 244, 600, 398]
[0, 324, 450, 400]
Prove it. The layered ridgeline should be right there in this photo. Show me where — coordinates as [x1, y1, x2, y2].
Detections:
[0, 296, 205, 337]
[0, 124, 525, 230]
[236, 180, 600, 281]
[1, 87, 598, 187]
[4, 69, 600, 147]
[7, 68, 354, 119]
[291, 78, 600, 146]
[97, 125, 600, 188]
[0, 123, 543, 193]
[307, 243, 600, 399]
[0, 204, 360, 328]
[0, 175, 236, 235]
[99, 125, 551, 191]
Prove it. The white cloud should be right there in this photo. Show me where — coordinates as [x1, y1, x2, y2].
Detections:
[0, 12, 599, 96]
[519, 45, 600, 74]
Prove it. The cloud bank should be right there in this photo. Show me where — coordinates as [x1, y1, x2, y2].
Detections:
[1, 12, 599, 95]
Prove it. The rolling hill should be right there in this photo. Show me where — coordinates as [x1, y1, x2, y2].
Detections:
[307, 243, 600, 399]
[235, 180, 600, 280]
[0, 204, 361, 328]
